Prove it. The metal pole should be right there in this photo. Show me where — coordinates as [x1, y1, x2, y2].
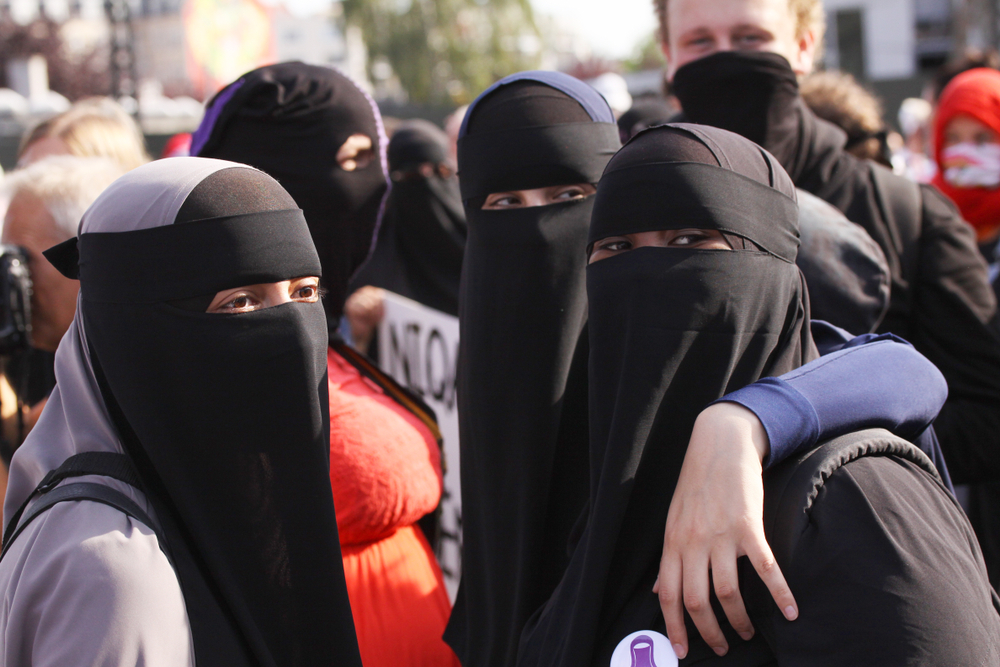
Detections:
[104, 0, 138, 116]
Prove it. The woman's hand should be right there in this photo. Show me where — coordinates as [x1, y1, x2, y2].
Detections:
[344, 286, 386, 354]
[654, 401, 798, 659]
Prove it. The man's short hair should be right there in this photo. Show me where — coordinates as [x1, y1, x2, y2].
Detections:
[655, 0, 826, 47]
[3, 156, 125, 240]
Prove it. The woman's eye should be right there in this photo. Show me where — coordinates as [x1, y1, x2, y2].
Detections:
[223, 295, 256, 310]
[486, 195, 522, 208]
[295, 284, 319, 300]
[354, 149, 375, 168]
[671, 232, 709, 246]
[555, 188, 586, 201]
[598, 239, 632, 252]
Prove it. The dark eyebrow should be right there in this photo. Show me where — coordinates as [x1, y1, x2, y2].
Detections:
[730, 23, 775, 36]
[677, 26, 714, 41]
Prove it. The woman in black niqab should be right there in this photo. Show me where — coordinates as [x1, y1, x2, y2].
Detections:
[518, 124, 1000, 666]
[350, 119, 466, 316]
[444, 71, 622, 667]
[191, 61, 388, 324]
[3, 157, 362, 666]
[192, 63, 459, 666]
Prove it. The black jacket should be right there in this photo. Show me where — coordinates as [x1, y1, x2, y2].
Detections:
[783, 102, 1000, 485]
[677, 429, 1000, 666]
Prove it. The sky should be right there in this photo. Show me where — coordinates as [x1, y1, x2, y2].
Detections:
[273, 0, 659, 60]
[531, 0, 659, 58]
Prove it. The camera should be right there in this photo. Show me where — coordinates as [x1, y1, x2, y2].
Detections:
[0, 245, 32, 356]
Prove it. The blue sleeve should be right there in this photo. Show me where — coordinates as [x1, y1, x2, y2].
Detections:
[718, 321, 948, 474]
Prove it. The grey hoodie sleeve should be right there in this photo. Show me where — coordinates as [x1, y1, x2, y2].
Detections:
[0, 499, 194, 667]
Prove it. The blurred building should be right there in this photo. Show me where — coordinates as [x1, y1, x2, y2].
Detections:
[0, 0, 364, 103]
[820, 0, 998, 126]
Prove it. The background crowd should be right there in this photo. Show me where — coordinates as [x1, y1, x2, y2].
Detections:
[0, 0, 998, 664]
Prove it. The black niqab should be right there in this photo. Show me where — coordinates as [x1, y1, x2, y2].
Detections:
[617, 97, 676, 143]
[350, 119, 466, 315]
[193, 62, 389, 323]
[518, 124, 815, 666]
[444, 71, 620, 667]
[74, 163, 361, 667]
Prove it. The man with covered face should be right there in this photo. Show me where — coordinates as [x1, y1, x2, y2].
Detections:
[655, 0, 1000, 590]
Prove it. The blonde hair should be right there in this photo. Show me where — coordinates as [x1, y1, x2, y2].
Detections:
[655, 0, 826, 48]
[18, 97, 149, 171]
[4, 156, 125, 239]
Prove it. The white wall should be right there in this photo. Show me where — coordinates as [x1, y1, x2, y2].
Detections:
[824, 0, 917, 79]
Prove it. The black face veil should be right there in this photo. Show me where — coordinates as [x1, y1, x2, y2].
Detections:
[518, 125, 817, 666]
[443, 72, 621, 667]
[53, 158, 361, 667]
[350, 119, 467, 316]
[192, 61, 389, 324]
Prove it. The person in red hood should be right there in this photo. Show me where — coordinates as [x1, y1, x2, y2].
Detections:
[933, 67, 1000, 251]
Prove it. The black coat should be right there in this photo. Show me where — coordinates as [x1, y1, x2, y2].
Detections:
[783, 103, 1000, 481]
[776, 102, 1000, 586]
[678, 429, 1000, 666]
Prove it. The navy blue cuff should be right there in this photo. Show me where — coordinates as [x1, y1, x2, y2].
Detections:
[714, 377, 820, 470]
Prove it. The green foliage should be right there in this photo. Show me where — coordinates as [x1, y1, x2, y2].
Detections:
[621, 31, 664, 73]
[343, 0, 542, 105]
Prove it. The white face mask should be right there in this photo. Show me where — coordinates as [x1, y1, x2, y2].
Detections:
[942, 142, 1000, 188]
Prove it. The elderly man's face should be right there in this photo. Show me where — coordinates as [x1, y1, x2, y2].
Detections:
[2, 192, 78, 352]
[663, 0, 818, 79]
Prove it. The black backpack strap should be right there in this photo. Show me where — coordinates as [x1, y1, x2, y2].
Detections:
[2, 452, 146, 552]
[0, 481, 169, 565]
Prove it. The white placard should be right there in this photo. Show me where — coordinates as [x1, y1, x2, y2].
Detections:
[378, 291, 462, 600]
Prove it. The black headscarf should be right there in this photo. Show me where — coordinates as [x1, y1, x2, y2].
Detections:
[350, 119, 466, 316]
[617, 97, 676, 143]
[48, 158, 362, 667]
[443, 71, 621, 667]
[192, 61, 389, 324]
[518, 124, 816, 666]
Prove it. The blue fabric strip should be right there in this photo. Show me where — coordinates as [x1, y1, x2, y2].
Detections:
[459, 70, 615, 138]
[718, 320, 951, 487]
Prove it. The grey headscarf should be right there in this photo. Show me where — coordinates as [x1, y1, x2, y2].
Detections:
[1, 157, 238, 666]
[5, 157, 234, 522]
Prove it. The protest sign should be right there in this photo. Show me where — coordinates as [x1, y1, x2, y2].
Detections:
[378, 291, 462, 600]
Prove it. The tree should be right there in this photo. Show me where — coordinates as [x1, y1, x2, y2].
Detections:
[343, 0, 541, 105]
[0, 18, 110, 101]
[621, 32, 665, 73]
